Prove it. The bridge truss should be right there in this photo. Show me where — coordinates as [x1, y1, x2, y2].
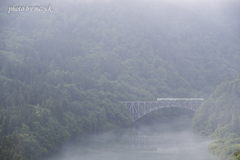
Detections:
[122, 98, 204, 121]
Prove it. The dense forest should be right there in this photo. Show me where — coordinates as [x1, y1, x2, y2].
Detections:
[193, 78, 240, 160]
[0, 0, 240, 159]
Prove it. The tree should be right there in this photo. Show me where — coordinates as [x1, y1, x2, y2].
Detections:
[0, 133, 27, 160]
[234, 150, 240, 160]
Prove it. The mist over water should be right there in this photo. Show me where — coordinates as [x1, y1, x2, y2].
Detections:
[45, 119, 218, 160]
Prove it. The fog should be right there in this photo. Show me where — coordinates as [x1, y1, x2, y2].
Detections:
[45, 119, 218, 160]
[1, 0, 240, 159]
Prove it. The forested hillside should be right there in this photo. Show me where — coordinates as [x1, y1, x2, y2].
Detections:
[193, 78, 240, 160]
[0, 0, 240, 159]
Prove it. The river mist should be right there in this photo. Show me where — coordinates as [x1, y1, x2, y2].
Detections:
[45, 119, 218, 160]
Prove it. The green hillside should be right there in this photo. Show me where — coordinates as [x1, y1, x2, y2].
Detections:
[193, 78, 240, 160]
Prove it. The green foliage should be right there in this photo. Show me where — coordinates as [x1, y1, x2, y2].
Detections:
[193, 78, 240, 159]
[208, 134, 240, 160]
[0, 133, 27, 160]
[234, 149, 240, 160]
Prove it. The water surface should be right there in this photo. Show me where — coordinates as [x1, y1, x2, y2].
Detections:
[46, 119, 218, 160]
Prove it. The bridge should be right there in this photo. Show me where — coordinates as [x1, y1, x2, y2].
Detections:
[122, 98, 204, 121]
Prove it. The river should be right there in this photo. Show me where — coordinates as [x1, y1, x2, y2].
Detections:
[45, 119, 218, 160]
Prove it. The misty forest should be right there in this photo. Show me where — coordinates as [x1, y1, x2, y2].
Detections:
[0, 0, 240, 160]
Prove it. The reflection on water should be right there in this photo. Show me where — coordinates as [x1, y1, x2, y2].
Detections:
[127, 130, 200, 149]
[45, 119, 218, 160]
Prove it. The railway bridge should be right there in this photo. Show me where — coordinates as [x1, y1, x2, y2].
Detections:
[122, 98, 204, 121]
